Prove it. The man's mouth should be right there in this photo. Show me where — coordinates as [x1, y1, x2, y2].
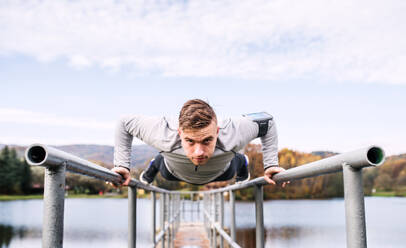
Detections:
[194, 157, 207, 163]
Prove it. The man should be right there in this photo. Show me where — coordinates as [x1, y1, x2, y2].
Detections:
[112, 99, 286, 186]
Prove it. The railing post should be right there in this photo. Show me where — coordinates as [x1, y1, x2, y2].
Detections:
[42, 163, 66, 248]
[128, 186, 137, 248]
[171, 193, 175, 247]
[167, 194, 171, 248]
[209, 193, 213, 247]
[197, 193, 201, 221]
[176, 194, 180, 233]
[152, 191, 156, 246]
[342, 163, 367, 248]
[204, 194, 208, 235]
[255, 185, 264, 248]
[161, 193, 166, 248]
[212, 193, 217, 248]
[219, 192, 224, 248]
[190, 193, 193, 222]
[182, 195, 185, 221]
[229, 190, 236, 242]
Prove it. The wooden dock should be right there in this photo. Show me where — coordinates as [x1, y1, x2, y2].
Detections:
[174, 222, 210, 248]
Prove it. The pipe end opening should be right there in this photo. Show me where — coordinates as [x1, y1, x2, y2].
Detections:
[367, 147, 385, 166]
[27, 146, 47, 164]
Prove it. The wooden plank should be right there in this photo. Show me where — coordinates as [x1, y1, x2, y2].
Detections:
[174, 222, 210, 248]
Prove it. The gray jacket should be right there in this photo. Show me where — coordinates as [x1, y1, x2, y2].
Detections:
[114, 115, 278, 184]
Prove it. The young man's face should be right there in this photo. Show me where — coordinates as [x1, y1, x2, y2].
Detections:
[178, 120, 219, 165]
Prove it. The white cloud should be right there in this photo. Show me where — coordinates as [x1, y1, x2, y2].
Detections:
[0, 108, 115, 129]
[0, 0, 405, 83]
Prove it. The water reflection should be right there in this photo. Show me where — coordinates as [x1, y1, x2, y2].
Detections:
[266, 225, 305, 240]
[0, 224, 41, 248]
[236, 225, 305, 247]
[0, 225, 12, 248]
[236, 228, 255, 247]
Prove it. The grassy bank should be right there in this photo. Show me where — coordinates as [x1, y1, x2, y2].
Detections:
[0, 195, 44, 201]
[0, 194, 127, 201]
[371, 191, 406, 197]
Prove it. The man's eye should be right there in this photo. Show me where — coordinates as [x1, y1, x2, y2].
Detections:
[186, 139, 194, 144]
[203, 139, 211, 145]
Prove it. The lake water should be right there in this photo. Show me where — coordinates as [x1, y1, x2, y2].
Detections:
[0, 197, 405, 247]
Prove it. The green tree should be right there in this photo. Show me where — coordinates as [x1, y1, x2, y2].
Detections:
[20, 160, 32, 194]
[0, 146, 32, 194]
[0, 146, 14, 194]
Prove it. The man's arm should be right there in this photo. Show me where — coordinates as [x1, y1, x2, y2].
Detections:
[113, 115, 165, 185]
[260, 118, 279, 169]
[260, 119, 288, 186]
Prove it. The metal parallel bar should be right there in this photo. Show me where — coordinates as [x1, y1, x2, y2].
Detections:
[152, 192, 156, 246]
[219, 192, 224, 248]
[342, 163, 367, 248]
[25, 144, 170, 193]
[42, 164, 66, 248]
[230, 190, 236, 242]
[200, 146, 384, 194]
[255, 185, 264, 248]
[128, 186, 137, 248]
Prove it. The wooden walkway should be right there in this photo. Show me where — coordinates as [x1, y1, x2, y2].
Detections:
[174, 222, 210, 248]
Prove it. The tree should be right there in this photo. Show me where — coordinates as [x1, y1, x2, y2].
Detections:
[374, 173, 393, 191]
[0, 146, 14, 194]
[0, 146, 33, 194]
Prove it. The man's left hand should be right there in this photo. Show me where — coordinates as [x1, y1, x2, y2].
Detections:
[264, 167, 289, 187]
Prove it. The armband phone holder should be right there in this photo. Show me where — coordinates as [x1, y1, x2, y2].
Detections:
[243, 112, 273, 137]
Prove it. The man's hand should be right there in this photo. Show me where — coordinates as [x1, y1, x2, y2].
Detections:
[111, 167, 131, 186]
[264, 167, 289, 187]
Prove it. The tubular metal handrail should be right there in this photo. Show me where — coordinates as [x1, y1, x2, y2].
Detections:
[25, 143, 169, 193]
[25, 144, 385, 248]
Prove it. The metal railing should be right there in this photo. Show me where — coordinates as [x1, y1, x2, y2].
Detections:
[25, 144, 385, 248]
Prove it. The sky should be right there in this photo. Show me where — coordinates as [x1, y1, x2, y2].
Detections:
[0, 0, 405, 156]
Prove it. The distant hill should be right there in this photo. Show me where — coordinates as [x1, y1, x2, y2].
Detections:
[311, 151, 338, 158]
[1, 144, 158, 169]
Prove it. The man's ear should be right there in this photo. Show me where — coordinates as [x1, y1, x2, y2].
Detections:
[217, 126, 219, 134]
[178, 128, 182, 136]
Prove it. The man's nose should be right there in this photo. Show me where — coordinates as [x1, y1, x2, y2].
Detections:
[194, 145, 205, 156]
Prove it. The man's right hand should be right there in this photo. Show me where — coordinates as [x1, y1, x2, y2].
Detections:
[111, 167, 131, 186]
[264, 167, 289, 187]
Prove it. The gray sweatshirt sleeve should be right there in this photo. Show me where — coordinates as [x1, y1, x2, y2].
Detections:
[261, 119, 279, 169]
[113, 115, 166, 169]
